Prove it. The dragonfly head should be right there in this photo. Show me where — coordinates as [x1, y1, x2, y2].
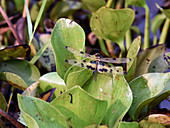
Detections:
[95, 53, 100, 59]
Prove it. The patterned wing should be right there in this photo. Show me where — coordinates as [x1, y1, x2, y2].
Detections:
[164, 52, 170, 67]
[65, 59, 97, 71]
[65, 46, 92, 58]
[98, 62, 124, 75]
[99, 58, 132, 64]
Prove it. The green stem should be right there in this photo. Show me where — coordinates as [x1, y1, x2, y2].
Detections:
[98, 38, 109, 56]
[143, 5, 150, 50]
[125, 30, 132, 50]
[118, 39, 125, 58]
[153, 35, 157, 46]
[124, 1, 132, 51]
[159, 18, 170, 44]
[106, 0, 114, 8]
[6, 86, 14, 114]
[105, 40, 116, 57]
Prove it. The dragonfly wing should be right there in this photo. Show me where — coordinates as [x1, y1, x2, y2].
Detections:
[100, 58, 132, 63]
[98, 62, 124, 75]
[65, 46, 91, 58]
[65, 59, 96, 71]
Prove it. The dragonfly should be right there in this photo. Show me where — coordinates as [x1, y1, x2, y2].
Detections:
[65, 46, 131, 80]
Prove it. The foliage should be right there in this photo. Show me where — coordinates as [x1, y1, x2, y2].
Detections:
[0, 0, 169, 127]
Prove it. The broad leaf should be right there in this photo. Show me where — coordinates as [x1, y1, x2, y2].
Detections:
[0, 59, 40, 86]
[51, 86, 108, 128]
[147, 79, 170, 113]
[65, 66, 92, 89]
[39, 72, 66, 99]
[0, 72, 28, 90]
[148, 114, 170, 126]
[51, 18, 85, 79]
[83, 74, 132, 128]
[126, 36, 141, 82]
[151, 14, 166, 35]
[128, 73, 170, 120]
[0, 44, 30, 62]
[119, 122, 139, 128]
[139, 120, 165, 128]
[18, 94, 69, 128]
[22, 81, 39, 96]
[90, 7, 135, 43]
[135, 44, 165, 77]
[85, 124, 108, 128]
[148, 55, 169, 73]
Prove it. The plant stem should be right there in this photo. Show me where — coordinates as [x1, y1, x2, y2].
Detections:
[98, 38, 109, 56]
[106, 0, 114, 8]
[153, 35, 157, 46]
[118, 39, 125, 58]
[159, 18, 170, 44]
[0, 6, 22, 44]
[143, 5, 150, 50]
[105, 40, 116, 57]
[125, 2, 132, 51]
[6, 86, 14, 114]
[125, 30, 132, 50]
[0, 108, 24, 128]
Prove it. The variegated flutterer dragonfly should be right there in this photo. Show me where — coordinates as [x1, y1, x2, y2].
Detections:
[65, 46, 131, 81]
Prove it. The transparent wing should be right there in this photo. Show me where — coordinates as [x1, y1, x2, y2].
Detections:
[98, 62, 124, 75]
[65, 46, 92, 58]
[65, 59, 96, 71]
[164, 52, 170, 67]
[99, 58, 132, 64]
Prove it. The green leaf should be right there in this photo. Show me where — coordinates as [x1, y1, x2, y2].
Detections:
[39, 72, 66, 99]
[65, 66, 92, 89]
[0, 44, 30, 62]
[119, 122, 139, 128]
[0, 92, 7, 118]
[126, 36, 141, 82]
[85, 124, 108, 128]
[156, 4, 170, 19]
[147, 79, 170, 113]
[18, 94, 69, 128]
[125, 0, 146, 7]
[131, 26, 140, 35]
[148, 55, 168, 73]
[51, 18, 85, 79]
[0, 59, 40, 86]
[25, 0, 32, 40]
[139, 120, 165, 128]
[83, 74, 132, 128]
[0, 72, 28, 90]
[135, 44, 165, 77]
[82, 0, 106, 12]
[22, 81, 39, 96]
[90, 7, 135, 43]
[29, 0, 47, 45]
[51, 86, 108, 128]
[151, 14, 166, 35]
[128, 73, 170, 120]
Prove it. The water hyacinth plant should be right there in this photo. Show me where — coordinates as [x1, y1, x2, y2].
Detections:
[0, 0, 169, 127]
